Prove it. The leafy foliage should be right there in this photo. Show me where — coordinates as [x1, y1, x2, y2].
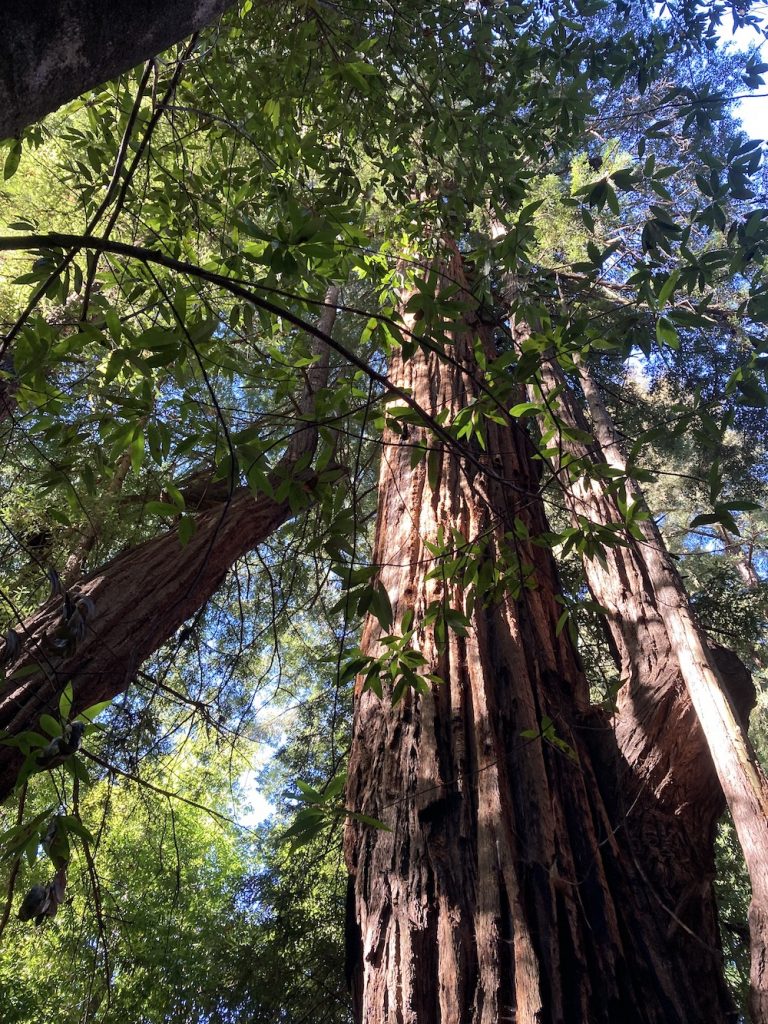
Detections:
[0, 0, 766, 1018]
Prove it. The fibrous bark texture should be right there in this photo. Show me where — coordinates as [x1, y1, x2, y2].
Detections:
[534, 355, 767, 1020]
[344, 254, 735, 1023]
[0, 0, 237, 141]
[535, 358, 754, 821]
[0, 483, 297, 800]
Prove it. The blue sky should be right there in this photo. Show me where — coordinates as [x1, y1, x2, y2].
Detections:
[722, 22, 767, 140]
[735, 89, 767, 140]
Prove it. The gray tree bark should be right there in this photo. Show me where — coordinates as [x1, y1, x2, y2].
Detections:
[0, 0, 237, 140]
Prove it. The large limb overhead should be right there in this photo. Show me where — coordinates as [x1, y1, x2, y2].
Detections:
[0, 287, 338, 800]
[0, 0, 238, 141]
[0, 482, 301, 800]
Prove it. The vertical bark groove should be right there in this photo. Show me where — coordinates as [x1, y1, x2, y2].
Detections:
[344, 254, 734, 1023]
[533, 355, 768, 1018]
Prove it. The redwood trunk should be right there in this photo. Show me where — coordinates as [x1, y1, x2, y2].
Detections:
[344, 258, 734, 1023]
[0, 290, 337, 799]
[534, 355, 768, 1020]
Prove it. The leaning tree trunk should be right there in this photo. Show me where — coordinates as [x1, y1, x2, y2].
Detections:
[0, 288, 337, 800]
[533, 353, 768, 1021]
[0, 0, 238, 141]
[343, 253, 736, 1023]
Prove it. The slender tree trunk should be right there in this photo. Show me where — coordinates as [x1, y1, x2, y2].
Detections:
[0, 289, 338, 799]
[533, 354, 768, 1021]
[717, 525, 762, 588]
[344, 254, 735, 1023]
[0, 0, 237, 141]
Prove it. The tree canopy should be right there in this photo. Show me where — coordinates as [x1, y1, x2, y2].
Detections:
[0, 1, 767, 1020]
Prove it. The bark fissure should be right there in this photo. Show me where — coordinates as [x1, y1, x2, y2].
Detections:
[533, 354, 768, 1018]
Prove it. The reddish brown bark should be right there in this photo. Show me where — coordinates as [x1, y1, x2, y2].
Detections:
[534, 355, 768, 1020]
[344, 257, 735, 1023]
[0, 0, 237, 141]
[0, 289, 338, 799]
[0, 481, 301, 800]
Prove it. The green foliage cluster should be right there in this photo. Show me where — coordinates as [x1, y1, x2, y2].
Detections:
[0, 0, 766, 1018]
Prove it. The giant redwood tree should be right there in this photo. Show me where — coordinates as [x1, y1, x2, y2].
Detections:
[0, 1, 767, 1022]
[343, 250, 738, 1021]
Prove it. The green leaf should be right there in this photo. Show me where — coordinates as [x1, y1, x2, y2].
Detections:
[104, 350, 126, 383]
[295, 780, 324, 804]
[144, 501, 180, 517]
[721, 500, 760, 513]
[655, 317, 679, 349]
[65, 757, 91, 785]
[282, 806, 328, 848]
[657, 271, 679, 306]
[39, 714, 62, 739]
[58, 682, 73, 722]
[370, 584, 393, 632]
[346, 812, 390, 831]
[164, 482, 185, 510]
[427, 448, 441, 492]
[3, 142, 21, 180]
[178, 515, 196, 546]
[0, 730, 48, 751]
[76, 699, 112, 723]
[130, 432, 145, 474]
[444, 607, 470, 637]
[509, 402, 540, 418]
[324, 774, 347, 800]
[690, 511, 739, 535]
[60, 815, 94, 844]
